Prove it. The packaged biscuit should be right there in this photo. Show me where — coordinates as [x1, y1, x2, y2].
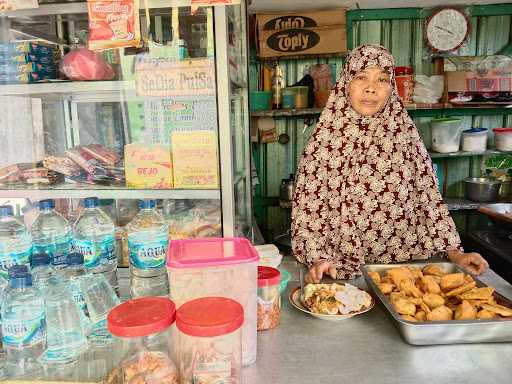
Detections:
[0, 42, 55, 56]
[0, 52, 55, 65]
[0, 62, 56, 74]
[87, 0, 141, 50]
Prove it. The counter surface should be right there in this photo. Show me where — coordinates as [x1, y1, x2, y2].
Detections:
[242, 258, 512, 384]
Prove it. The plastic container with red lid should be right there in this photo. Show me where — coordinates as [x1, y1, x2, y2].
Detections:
[394, 66, 414, 103]
[176, 297, 243, 384]
[106, 297, 179, 384]
[167, 237, 258, 366]
[494, 128, 512, 151]
[257, 266, 281, 331]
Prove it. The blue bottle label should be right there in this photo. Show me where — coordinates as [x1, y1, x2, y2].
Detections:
[34, 236, 71, 267]
[69, 279, 91, 331]
[2, 311, 46, 347]
[73, 235, 115, 269]
[128, 232, 168, 270]
[0, 247, 32, 280]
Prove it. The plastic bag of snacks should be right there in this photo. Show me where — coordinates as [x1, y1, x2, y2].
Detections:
[60, 48, 115, 81]
[87, 0, 141, 50]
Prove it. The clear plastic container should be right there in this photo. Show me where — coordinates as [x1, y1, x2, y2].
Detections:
[167, 237, 258, 366]
[281, 87, 296, 109]
[292, 86, 309, 108]
[107, 297, 178, 384]
[176, 297, 243, 384]
[431, 118, 463, 153]
[494, 128, 512, 151]
[462, 128, 488, 152]
[257, 266, 281, 331]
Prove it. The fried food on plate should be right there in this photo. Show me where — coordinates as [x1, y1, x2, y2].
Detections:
[422, 264, 446, 277]
[401, 315, 418, 322]
[388, 267, 415, 286]
[459, 287, 495, 301]
[477, 309, 496, 320]
[368, 271, 381, 284]
[423, 293, 445, 309]
[392, 297, 416, 316]
[454, 300, 477, 320]
[415, 310, 426, 321]
[400, 279, 423, 298]
[440, 273, 466, 291]
[480, 303, 512, 317]
[426, 305, 453, 321]
[445, 281, 477, 298]
[420, 275, 441, 294]
[378, 283, 394, 295]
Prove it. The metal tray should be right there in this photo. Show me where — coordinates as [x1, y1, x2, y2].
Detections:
[362, 262, 512, 345]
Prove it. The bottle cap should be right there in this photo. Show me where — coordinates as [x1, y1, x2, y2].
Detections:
[31, 253, 50, 268]
[0, 205, 14, 217]
[84, 197, 99, 209]
[39, 199, 55, 210]
[67, 253, 84, 266]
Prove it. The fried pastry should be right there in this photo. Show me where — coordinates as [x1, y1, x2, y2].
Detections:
[420, 275, 441, 294]
[459, 287, 495, 301]
[423, 293, 445, 309]
[400, 279, 423, 298]
[480, 303, 512, 317]
[477, 309, 496, 320]
[445, 281, 477, 298]
[420, 302, 431, 314]
[426, 305, 453, 321]
[454, 300, 477, 320]
[422, 264, 445, 277]
[378, 283, 394, 295]
[415, 310, 426, 321]
[401, 315, 418, 322]
[392, 297, 416, 316]
[440, 273, 466, 291]
[368, 271, 381, 284]
[388, 267, 415, 286]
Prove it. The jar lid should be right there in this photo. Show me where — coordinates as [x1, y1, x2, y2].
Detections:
[176, 297, 244, 337]
[258, 266, 281, 287]
[493, 128, 512, 133]
[107, 297, 176, 338]
[394, 66, 413, 75]
[463, 128, 488, 134]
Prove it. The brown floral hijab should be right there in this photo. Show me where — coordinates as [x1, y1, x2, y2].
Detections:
[291, 44, 461, 279]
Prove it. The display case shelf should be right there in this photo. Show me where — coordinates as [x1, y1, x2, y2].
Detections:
[445, 198, 493, 211]
[428, 150, 507, 159]
[0, 185, 220, 200]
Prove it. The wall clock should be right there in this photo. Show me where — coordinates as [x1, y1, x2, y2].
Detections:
[425, 7, 470, 53]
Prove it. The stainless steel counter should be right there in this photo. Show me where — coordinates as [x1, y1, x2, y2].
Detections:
[242, 258, 512, 384]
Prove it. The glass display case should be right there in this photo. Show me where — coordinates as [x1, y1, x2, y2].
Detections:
[0, 0, 252, 242]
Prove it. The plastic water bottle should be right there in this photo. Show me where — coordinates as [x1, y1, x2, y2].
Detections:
[127, 200, 169, 277]
[73, 197, 118, 293]
[64, 253, 91, 334]
[31, 199, 72, 272]
[1, 268, 45, 378]
[30, 253, 53, 293]
[0, 205, 32, 290]
[41, 279, 88, 365]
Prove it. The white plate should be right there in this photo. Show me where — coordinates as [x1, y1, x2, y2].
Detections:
[289, 286, 375, 321]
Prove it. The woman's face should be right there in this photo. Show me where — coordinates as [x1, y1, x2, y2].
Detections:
[348, 66, 392, 116]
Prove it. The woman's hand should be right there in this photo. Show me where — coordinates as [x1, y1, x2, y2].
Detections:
[447, 250, 489, 275]
[305, 260, 337, 283]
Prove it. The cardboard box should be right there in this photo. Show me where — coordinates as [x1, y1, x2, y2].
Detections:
[256, 9, 347, 59]
[124, 144, 173, 189]
[258, 25, 346, 58]
[256, 9, 346, 31]
[445, 56, 512, 93]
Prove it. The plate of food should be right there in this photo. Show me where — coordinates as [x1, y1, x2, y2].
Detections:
[289, 283, 374, 321]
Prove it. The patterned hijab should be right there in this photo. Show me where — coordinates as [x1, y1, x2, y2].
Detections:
[291, 44, 461, 279]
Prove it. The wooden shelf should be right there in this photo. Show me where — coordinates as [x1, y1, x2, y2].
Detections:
[429, 150, 507, 159]
[257, 52, 348, 62]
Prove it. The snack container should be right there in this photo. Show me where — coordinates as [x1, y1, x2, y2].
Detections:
[362, 262, 512, 345]
[257, 266, 281, 331]
[493, 128, 512, 151]
[177, 297, 243, 384]
[107, 297, 179, 384]
[167, 237, 258, 366]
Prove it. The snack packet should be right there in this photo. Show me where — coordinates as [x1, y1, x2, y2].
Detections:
[87, 0, 141, 50]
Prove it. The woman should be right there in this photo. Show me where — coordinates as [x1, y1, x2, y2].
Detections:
[292, 44, 488, 284]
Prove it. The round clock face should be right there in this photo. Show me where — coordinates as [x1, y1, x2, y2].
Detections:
[426, 8, 469, 52]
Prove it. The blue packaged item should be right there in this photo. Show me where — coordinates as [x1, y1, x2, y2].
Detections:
[0, 42, 54, 56]
[0, 62, 56, 75]
[0, 52, 55, 65]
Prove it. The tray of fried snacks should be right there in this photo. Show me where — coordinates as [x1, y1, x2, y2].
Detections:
[362, 262, 512, 345]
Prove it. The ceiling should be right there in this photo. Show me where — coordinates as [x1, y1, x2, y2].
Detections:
[248, 0, 512, 13]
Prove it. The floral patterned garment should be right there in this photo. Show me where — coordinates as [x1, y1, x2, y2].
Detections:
[291, 45, 462, 279]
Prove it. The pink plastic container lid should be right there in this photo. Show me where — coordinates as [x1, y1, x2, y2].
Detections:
[176, 297, 244, 337]
[258, 266, 281, 287]
[167, 237, 259, 269]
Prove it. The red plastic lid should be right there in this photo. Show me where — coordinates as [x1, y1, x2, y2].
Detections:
[394, 66, 413, 75]
[493, 128, 512, 133]
[176, 297, 244, 337]
[107, 297, 176, 338]
[258, 266, 281, 287]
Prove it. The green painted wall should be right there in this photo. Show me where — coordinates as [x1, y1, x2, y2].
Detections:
[252, 8, 512, 240]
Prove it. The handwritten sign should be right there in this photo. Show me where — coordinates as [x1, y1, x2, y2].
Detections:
[135, 58, 216, 97]
[124, 144, 173, 188]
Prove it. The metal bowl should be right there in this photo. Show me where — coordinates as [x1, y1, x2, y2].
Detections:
[464, 177, 501, 202]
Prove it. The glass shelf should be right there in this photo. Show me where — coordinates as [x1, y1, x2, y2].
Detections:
[429, 150, 508, 159]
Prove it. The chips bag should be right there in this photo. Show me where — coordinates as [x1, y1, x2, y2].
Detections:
[87, 0, 141, 50]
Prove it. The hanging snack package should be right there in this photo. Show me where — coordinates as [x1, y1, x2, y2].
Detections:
[87, 0, 141, 50]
